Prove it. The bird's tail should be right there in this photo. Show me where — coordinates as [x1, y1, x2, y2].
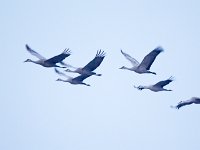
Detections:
[54, 68, 70, 78]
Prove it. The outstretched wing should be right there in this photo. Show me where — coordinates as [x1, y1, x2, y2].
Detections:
[45, 48, 71, 64]
[154, 76, 174, 88]
[82, 50, 105, 71]
[25, 44, 46, 60]
[121, 50, 139, 67]
[139, 46, 164, 70]
[72, 74, 91, 82]
[54, 68, 71, 78]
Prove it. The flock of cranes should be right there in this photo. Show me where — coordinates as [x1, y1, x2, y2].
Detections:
[24, 44, 199, 109]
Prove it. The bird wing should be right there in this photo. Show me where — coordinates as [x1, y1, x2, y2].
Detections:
[59, 61, 76, 69]
[45, 48, 71, 64]
[154, 76, 174, 88]
[139, 46, 164, 70]
[25, 44, 46, 60]
[82, 50, 105, 71]
[54, 68, 71, 78]
[120, 50, 139, 67]
[192, 97, 200, 104]
[72, 74, 91, 82]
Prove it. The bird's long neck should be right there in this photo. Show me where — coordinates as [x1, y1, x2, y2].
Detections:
[142, 85, 150, 89]
[26, 59, 46, 66]
[65, 69, 77, 73]
[29, 59, 42, 65]
[57, 78, 70, 82]
[123, 66, 134, 71]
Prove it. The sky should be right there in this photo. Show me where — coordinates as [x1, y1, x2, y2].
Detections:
[1, 0, 200, 150]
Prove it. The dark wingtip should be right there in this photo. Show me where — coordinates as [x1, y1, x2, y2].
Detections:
[63, 48, 71, 55]
[155, 46, 164, 52]
[25, 44, 30, 50]
[96, 49, 106, 57]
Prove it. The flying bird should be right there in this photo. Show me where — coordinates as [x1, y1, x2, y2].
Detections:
[24, 44, 71, 68]
[134, 76, 174, 92]
[119, 46, 164, 75]
[65, 50, 105, 76]
[171, 97, 200, 109]
[55, 68, 91, 86]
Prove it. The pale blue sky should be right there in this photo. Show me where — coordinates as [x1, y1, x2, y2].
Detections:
[1, 0, 200, 150]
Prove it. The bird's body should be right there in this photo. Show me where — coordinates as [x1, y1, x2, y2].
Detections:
[24, 44, 71, 68]
[120, 47, 164, 75]
[55, 68, 91, 86]
[134, 76, 174, 92]
[65, 50, 105, 76]
[25, 59, 63, 68]
[172, 97, 200, 109]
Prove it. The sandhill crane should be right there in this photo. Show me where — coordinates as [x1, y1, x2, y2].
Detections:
[65, 50, 105, 76]
[55, 68, 91, 86]
[119, 47, 164, 75]
[134, 76, 174, 92]
[171, 97, 200, 109]
[24, 44, 71, 68]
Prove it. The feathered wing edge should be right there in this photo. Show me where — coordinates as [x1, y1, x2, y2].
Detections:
[25, 44, 46, 60]
[120, 50, 139, 67]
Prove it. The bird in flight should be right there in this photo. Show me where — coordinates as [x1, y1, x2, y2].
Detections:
[65, 50, 106, 76]
[120, 46, 164, 75]
[55, 68, 91, 86]
[134, 76, 174, 92]
[171, 97, 200, 109]
[24, 44, 71, 68]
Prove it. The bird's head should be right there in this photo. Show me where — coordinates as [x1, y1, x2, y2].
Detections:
[56, 78, 62, 81]
[134, 85, 144, 90]
[65, 68, 74, 72]
[24, 59, 32, 62]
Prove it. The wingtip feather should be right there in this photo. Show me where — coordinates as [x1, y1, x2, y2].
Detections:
[155, 46, 164, 52]
[25, 44, 30, 50]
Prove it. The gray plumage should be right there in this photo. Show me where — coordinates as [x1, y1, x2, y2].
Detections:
[134, 76, 174, 92]
[65, 50, 105, 76]
[55, 68, 91, 86]
[24, 44, 71, 68]
[120, 46, 164, 75]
